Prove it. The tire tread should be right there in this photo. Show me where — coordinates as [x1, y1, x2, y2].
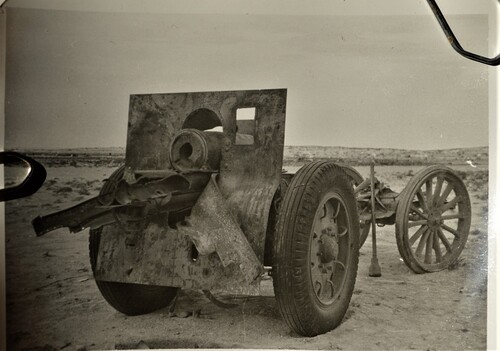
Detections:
[273, 161, 360, 336]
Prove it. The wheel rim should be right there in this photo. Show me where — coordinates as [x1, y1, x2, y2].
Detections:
[309, 192, 352, 306]
[403, 171, 470, 271]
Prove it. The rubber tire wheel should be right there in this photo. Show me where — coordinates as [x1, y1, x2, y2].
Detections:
[89, 166, 178, 316]
[395, 166, 471, 274]
[272, 161, 360, 336]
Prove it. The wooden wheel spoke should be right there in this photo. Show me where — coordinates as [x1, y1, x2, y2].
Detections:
[433, 176, 444, 204]
[441, 213, 464, 221]
[415, 228, 430, 257]
[425, 229, 434, 264]
[441, 223, 459, 237]
[416, 189, 429, 213]
[409, 225, 428, 246]
[410, 204, 428, 219]
[438, 183, 453, 205]
[440, 196, 460, 212]
[408, 219, 427, 228]
[433, 232, 442, 263]
[425, 179, 433, 207]
[437, 228, 453, 252]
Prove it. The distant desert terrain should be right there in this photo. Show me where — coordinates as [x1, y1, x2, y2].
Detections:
[5, 146, 488, 350]
[13, 145, 488, 168]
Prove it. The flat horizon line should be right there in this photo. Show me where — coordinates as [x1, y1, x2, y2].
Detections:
[9, 144, 488, 153]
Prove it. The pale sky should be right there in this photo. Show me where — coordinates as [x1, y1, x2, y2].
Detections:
[5, 0, 492, 15]
[4, 1, 493, 150]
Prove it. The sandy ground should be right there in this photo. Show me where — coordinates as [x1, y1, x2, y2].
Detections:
[5, 162, 488, 350]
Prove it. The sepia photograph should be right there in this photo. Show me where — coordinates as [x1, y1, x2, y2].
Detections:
[1, 0, 497, 350]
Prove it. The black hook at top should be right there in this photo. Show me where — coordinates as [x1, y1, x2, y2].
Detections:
[427, 0, 500, 66]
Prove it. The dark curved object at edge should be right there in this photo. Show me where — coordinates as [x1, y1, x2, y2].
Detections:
[0, 151, 47, 201]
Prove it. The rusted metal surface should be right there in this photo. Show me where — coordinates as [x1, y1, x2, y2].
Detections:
[124, 90, 286, 173]
[91, 89, 286, 292]
[94, 174, 264, 293]
[123, 89, 287, 260]
[114, 173, 189, 204]
[33, 196, 116, 236]
[94, 216, 261, 295]
[177, 175, 264, 283]
[32, 171, 210, 236]
[33, 89, 286, 294]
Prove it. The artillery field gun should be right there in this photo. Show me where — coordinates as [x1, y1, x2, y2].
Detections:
[21, 0, 497, 338]
[33, 88, 473, 336]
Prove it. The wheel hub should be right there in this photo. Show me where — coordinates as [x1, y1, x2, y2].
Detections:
[427, 209, 443, 229]
[318, 232, 339, 264]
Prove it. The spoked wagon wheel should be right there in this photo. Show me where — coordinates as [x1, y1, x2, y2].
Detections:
[395, 166, 471, 273]
[89, 166, 178, 315]
[273, 161, 359, 336]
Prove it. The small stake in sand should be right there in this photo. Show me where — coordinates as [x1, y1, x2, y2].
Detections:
[369, 159, 382, 277]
